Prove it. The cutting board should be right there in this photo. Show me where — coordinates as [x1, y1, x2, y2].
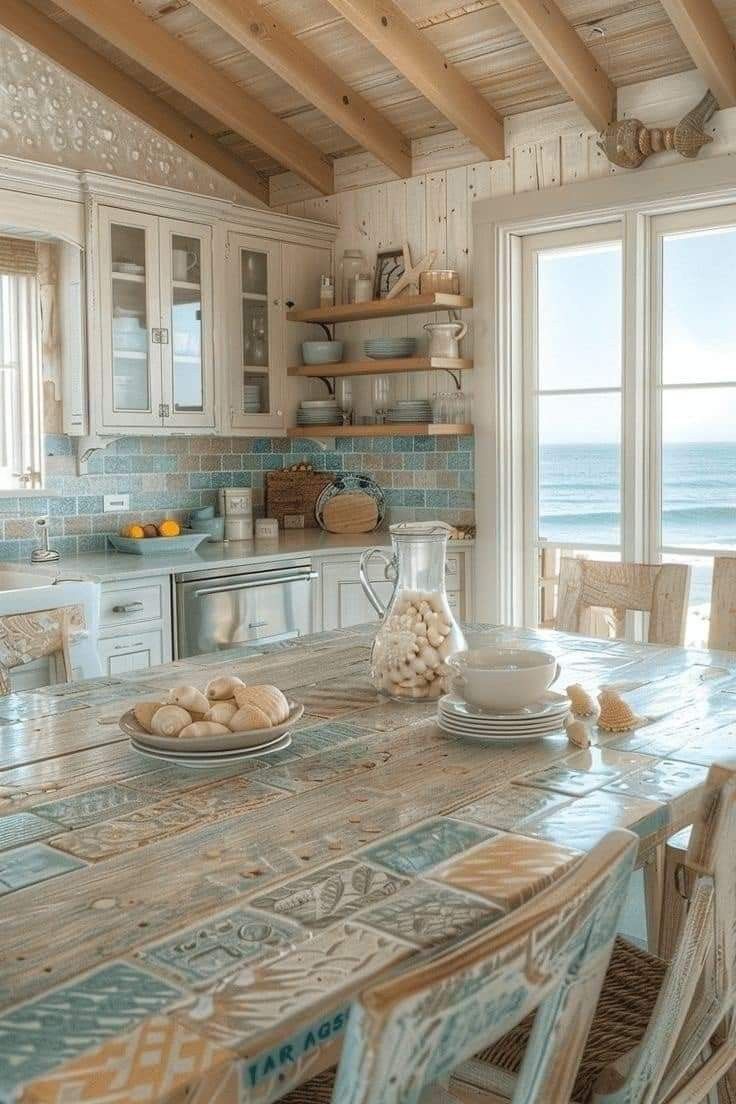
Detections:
[321, 492, 379, 534]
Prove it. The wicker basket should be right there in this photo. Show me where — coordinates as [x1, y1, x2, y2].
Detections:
[265, 468, 335, 528]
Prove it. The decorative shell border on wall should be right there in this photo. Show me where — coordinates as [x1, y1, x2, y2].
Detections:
[0, 27, 246, 203]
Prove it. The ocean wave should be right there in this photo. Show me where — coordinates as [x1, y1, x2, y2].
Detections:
[541, 506, 736, 525]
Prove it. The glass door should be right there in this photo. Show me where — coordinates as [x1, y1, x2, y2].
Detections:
[521, 223, 625, 631]
[99, 208, 162, 429]
[159, 219, 215, 429]
[228, 232, 283, 431]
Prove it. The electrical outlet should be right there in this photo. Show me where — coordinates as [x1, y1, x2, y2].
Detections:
[104, 494, 129, 513]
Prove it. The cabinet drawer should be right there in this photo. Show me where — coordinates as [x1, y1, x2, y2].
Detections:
[100, 578, 167, 628]
[98, 630, 164, 675]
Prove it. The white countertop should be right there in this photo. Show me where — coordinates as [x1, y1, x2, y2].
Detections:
[7, 531, 473, 583]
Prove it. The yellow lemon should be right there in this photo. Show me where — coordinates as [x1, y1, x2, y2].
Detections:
[127, 524, 145, 540]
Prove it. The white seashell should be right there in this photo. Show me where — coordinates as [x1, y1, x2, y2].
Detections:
[566, 683, 599, 718]
[166, 686, 210, 715]
[419, 646, 440, 669]
[565, 717, 591, 749]
[427, 628, 443, 647]
[437, 641, 451, 661]
[151, 705, 192, 738]
[597, 690, 645, 732]
[414, 620, 428, 637]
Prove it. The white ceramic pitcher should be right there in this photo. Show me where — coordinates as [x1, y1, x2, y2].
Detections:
[424, 321, 467, 358]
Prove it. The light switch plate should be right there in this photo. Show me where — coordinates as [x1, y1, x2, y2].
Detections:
[104, 494, 129, 513]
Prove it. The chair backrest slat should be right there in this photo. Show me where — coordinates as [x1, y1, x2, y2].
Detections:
[331, 830, 638, 1104]
[555, 558, 691, 646]
[708, 556, 736, 652]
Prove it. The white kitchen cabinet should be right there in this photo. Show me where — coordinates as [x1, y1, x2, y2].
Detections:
[97, 575, 172, 675]
[224, 234, 332, 435]
[317, 550, 471, 631]
[97, 207, 215, 433]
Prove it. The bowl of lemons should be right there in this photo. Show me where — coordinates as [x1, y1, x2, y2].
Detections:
[108, 519, 208, 555]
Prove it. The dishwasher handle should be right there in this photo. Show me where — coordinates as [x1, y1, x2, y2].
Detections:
[192, 571, 318, 598]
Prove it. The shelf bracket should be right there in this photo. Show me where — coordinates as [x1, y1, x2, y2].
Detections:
[316, 322, 333, 340]
[440, 367, 463, 390]
[315, 376, 336, 396]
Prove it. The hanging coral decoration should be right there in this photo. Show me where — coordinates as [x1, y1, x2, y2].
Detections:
[598, 90, 718, 169]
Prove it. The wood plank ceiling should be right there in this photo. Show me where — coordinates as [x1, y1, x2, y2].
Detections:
[10, 0, 736, 204]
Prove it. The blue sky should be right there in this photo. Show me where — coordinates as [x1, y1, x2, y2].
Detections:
[538, 229, 736, 444]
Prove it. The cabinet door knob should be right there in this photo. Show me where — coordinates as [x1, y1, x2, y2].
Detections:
[112, 601, 144, 614]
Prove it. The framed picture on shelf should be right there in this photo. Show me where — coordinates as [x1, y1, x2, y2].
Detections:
[373, 248, 405, 299]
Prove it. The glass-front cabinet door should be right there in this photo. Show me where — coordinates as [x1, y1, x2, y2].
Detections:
[228, 232, 284, 431]
[99, 209, 162, 429]
[160, 220, 215, 429]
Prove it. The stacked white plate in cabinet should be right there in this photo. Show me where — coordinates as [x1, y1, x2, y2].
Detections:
[437, 692, 570, 742]
[386, 400, 432, 424]
[243, 384, 262, 413]
[297, 399, 342, 426]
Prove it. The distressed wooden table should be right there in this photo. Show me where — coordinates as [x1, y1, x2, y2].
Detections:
[1, 623, 736, 1104]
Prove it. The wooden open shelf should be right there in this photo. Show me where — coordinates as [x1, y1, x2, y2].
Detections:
[286, 293, 472, 325]
[288, 356, 472, 379]
[287, 423, 473, 439]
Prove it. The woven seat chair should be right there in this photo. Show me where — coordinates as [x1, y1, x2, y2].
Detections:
[278, 829, 637, 1104]
[448, 762, 736, 1104]
[555, 558, 691, 647]
[0, 581, 101, 693]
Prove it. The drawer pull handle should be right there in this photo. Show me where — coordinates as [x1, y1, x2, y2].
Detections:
[247, 620, 269, 629]
[112, 602, 144, 614]
[115, 642, 144, 650]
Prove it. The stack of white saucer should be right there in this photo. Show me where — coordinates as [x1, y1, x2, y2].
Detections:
[437, 646, 570, 743]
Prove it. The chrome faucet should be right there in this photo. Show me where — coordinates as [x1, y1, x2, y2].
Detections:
[31, 517, 60, 564]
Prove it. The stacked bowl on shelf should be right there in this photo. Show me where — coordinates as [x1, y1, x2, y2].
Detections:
[364, 337, 417, 359]
[296, 399, 343, 427]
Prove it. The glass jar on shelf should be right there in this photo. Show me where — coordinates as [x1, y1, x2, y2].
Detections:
[338, 249, 369, 305]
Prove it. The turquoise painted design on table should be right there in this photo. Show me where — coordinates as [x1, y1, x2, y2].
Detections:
[361, 817, 496, 876]
[33, 783, 151, 828]
[138, 908, 305, 986]
[0, 814, 58, 852]
[359, 880, 501, 946]
[242, 1005, 350, 1091]
[0, 844, 85, 896]
[291, 721, 374, 756]
[0, 962, 182, 1098]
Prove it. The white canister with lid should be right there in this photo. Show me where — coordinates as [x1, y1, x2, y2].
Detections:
[223, 487, 253, 541]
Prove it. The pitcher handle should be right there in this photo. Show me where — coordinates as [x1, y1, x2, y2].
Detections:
[359, 547, 393, 617]
[455, 321, 468, 342]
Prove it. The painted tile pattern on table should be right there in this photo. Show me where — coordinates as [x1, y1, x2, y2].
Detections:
[137, 908, 306, 987]
[604, 759, 709, 803]
[0, 963, 182, 1098]
[454, 786, 573, 831]
[250, 859, 407, 930]
[360, 817, 496, 876]
[263, 743, 391, 795]
[359, 879, 502, 946]
[0, 842, 85, 895]
[517, 748, 654, 798]
[21, 1015, 238, 1104]
[176, 922, 410, 1053]
[432, 832, 581, 910]
[32, 783, 152, 828]
[525, 789, 668, 852]
[0, 812, 58, 851]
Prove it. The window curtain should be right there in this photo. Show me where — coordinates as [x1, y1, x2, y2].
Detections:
[0, 236, 38, 277]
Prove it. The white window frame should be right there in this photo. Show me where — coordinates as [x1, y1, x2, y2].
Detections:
[0, 273, 44, 492]
[472, 155, 736, 626]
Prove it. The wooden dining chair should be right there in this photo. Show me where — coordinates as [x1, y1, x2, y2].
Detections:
[707, 556, 736, 652]
[0, 581, 101, 693]
[448, 762, 736, 1104]
[555, 558, 691, 647]
[280, 829, 638, 1104]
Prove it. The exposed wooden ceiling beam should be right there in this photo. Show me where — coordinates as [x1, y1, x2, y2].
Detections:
[495, 0, 615, 131]
[0, 0, 268, 203]
[659, 0, 736, 108]
[189, 0, 412, 179]
[323, 0, 505, 163]
[52, 0, 334, 196]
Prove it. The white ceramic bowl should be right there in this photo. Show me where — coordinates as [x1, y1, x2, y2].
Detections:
[446, 647, 560, 711]
[302, 340, 344, 365]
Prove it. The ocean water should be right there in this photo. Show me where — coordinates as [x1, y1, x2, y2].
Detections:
[540, 442, 736, 608]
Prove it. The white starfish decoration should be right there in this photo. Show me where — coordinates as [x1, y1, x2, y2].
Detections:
[385, 240, 437, 300]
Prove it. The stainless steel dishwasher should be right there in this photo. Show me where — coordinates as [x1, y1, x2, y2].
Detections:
[175, 561, 316, 658]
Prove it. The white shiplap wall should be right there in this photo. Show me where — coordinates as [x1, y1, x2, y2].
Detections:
[273, 71, 736, 408]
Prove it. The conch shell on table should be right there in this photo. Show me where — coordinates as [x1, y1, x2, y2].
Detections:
[598, 91, 717, 169]
[566, 683, 599, 718]
[565, 717, 591, 750]
[597, 689, 645, 733]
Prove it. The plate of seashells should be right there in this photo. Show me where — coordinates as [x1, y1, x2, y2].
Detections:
[120, 676, 303, 763]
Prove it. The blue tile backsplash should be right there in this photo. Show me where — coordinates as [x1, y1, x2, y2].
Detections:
[0, 433, 475, 560]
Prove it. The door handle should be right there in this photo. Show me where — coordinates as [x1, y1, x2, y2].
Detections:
[192, 572, 317, 598]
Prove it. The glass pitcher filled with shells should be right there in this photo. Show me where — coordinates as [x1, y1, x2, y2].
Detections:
[359, 522, 466, 701]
